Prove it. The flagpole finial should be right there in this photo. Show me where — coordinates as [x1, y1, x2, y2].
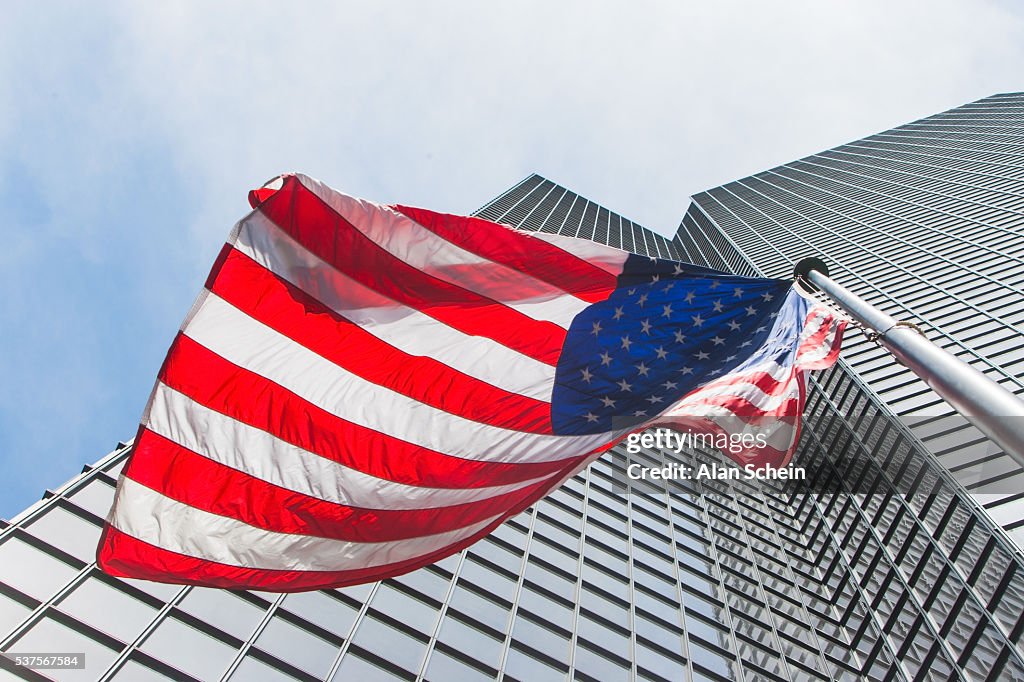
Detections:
[793, 257, 829, 291]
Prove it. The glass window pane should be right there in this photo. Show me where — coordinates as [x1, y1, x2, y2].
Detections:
[331, 652, 407, 681]
[25, 507, 102, 562]
[448, 587, 510, 634]
[511, 614, 570, 663]
[118, 577, 181, 603]
[368, 585, 438, 635]
[67, 480, 116, 519]
[178, 587, 266, 641]
[574, 643, 631, 681]
[0, 592, 32, 638]
[436, 615, 503, 668]
[0, 537, 79, 601]
[350, 615, 426, 675]
[281, 591, 359, 639]
[392, 569, 450, 602]
[140, 616, 238, 680]
[636, 641, 687, 680]
[423, 648, 493, 682]
[334, 582, 374, 604]
[111, 659, 178, 681]
[57, 578, 158, 642]
[504, 647, 566, 682]
[255, 615, 339, 679]
[228, 654, 302, 682]
[7, 615, 119, 682]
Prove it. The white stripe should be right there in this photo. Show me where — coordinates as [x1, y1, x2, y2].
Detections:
[528, 230, 629, 276]
[234, 213, 556, 402]
[292, 174, 592, 323]
[183, 293, 627, 464]
[798, 311, 829, 341]
[676, 373, 800, 413]
[797, 323, 841, 367]
[147, 383, 554, 511]
[109, 478, 500, 572]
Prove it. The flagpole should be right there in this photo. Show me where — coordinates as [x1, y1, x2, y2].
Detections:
[794, 257, 1024, 470]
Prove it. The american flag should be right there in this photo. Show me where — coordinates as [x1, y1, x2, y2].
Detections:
[97, 173, 845, 591]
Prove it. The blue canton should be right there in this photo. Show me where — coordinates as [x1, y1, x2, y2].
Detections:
[551, 254, 791, 435]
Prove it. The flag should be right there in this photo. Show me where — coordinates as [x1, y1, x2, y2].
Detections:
[97, 173, 845, 591]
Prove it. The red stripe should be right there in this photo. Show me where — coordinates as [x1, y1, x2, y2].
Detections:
[211, 247, 554, 433]
[256, 175, 566, 365]
[678, 393, 802, 419]
[393, 204, 618, 304]
[98, 459, 582, 592]
[687, 367, 795, 401]
[123, 429, 559, 542]
[797, 314, 847, 369]
[97, 521, 503, 592]
[160, 334, 582, 488]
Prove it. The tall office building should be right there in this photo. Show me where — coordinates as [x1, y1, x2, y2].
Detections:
[2, 93, 1023, 681]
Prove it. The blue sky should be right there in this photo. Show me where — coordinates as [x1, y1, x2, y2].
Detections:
[2, 1, 1023, 520]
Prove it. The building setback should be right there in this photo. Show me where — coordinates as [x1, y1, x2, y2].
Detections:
[2, 93, 1024, 681]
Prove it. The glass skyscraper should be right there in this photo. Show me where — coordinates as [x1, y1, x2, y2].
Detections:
[2, 93, 1023, 681]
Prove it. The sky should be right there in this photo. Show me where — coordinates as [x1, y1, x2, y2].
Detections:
[1, 1, 1023, 520]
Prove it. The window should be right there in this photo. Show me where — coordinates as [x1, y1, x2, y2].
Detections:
[254, 614, 340, 679]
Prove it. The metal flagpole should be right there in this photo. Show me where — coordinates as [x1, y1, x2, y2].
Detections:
[794, 257, 1024, 470]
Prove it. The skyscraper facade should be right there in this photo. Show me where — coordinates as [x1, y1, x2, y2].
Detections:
[2, 94, 1023, 681]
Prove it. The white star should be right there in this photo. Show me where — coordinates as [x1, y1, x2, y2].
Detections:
[591, 321, 603, 336]
[740, 340, 753, 348]
[662, 380, 678, 390]
[685, 291, 696, 304]
[711, 336, 725, 346]
[648, 256, 657, 263]
[640, 319, 652, 335]
[724, 354, 737, 362]
[728, 320, 742, 331]
[769, 311, 779, 318]
[746, 305, 757, 316]
[654, 346, 668, 360]
[651, 275, 660, 284]
[755, 326, 767, 334]
[712, 300, 724, 313]
[663, 281, 676, 292]
[633, 409, 648, 417]
[673, 264, 685, 276]
[674, 330, 687, 343]
[679, 366, 694, 375]
[691, 314, 705, 327]
[621, 335, 633, 351]
[662, 304, 674, 318]
[637, 293, 649, 307]
[646, 395, 664, 404]
[628, 288, 637, 296]
[585, 412, 599, 423]
[696, 350, 710, 360]
[709, 280, 721, 290]
[762, 291, 774, 302]
[613, 306, 625, 321]
[733, 287, 744, 298]
[581, 367, 594, 383]
[617, 379, 633, 392]
[599, 351, 613, 366]
[635, 362, 650, 377]
[600, 396, 616, 408]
